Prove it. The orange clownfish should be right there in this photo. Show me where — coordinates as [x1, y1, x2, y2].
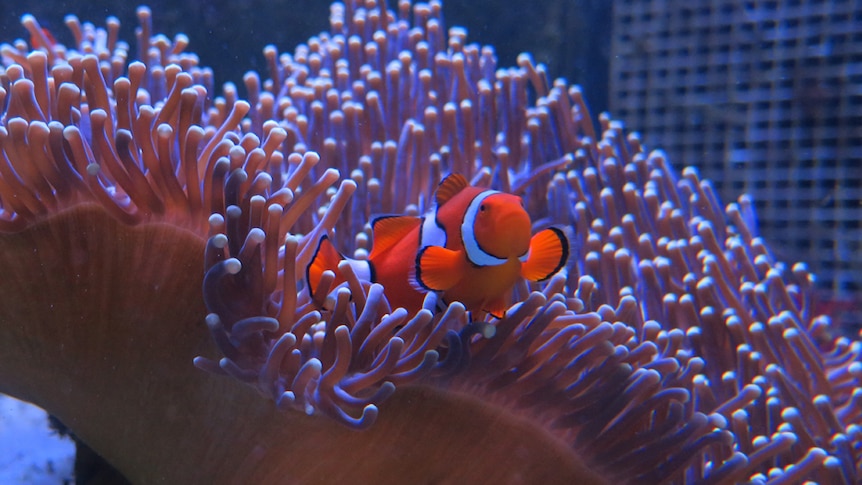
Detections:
[29, 27, 58, 51]
[307, 173, 569, 317]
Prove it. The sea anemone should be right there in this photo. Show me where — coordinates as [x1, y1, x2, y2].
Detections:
[1, 1, 859, 484]
[202, 0, 862, 483]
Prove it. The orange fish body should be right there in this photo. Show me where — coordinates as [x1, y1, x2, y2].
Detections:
[361, 215, 426, 312]
[30, 27, 58, 51]
[307, 174, 569, 316]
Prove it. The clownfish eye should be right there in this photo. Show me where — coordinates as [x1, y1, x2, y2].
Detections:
[479, 204, 486, 212]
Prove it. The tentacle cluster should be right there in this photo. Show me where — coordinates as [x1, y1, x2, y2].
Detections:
[195, 0, 592, 428]
[195, 157, 454, 428]
[531, 116, 862, 482]
[234, 0, 584, 248]
[199, 0, 861, 483]
[0, 7, 266, 234]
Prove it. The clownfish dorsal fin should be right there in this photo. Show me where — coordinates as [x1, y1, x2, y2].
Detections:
[369, 215, 421, 260]
[413, 245, 464, 291]
[435, 173, 470, 206]
[521, 227, 570, 281]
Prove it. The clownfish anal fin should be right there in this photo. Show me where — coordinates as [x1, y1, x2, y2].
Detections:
[307, 235, 344, 297]
[435, 173, 469, 206]
[369, 215, 421, 259]
[521, 227, 569, 281]
[413, 245, 463, 291]
[484, 293, 511, 319]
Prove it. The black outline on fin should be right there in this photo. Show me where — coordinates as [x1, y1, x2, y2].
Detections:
[532, 227, 570, 281]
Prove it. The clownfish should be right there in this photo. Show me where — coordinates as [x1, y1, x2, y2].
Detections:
[307, 173, 569, 316]
[29, 27, 58, 51]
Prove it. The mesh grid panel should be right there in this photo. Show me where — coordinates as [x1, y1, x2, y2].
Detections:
[610, 0, 862, 299]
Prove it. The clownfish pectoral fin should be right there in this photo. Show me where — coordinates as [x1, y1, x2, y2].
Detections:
[413, 245, 464, 291]
[369, 215, 421, 260]
[521, 227, 569, 281]
[306, 235, 344, 298]
[435, 173, 470, 206]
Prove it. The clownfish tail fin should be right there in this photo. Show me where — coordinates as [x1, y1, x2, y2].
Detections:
[306, 235, 345, 298]
[521, 227, 569, 282]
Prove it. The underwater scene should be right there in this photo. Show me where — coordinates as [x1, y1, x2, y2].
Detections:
[0, 0, 859, 483]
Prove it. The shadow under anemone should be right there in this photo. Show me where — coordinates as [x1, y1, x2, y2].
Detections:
[200, 0, 862, 484]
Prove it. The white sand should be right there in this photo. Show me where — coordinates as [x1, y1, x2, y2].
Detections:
[0, 394, 75, 484]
